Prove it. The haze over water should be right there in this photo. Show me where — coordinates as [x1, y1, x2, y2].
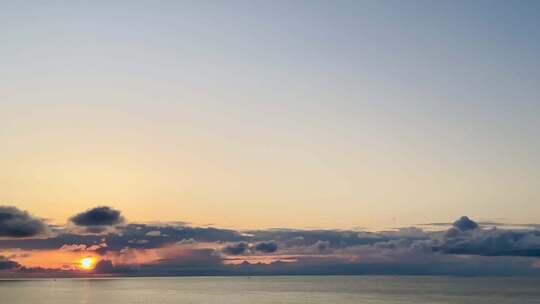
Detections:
[2, 276, 540, 304]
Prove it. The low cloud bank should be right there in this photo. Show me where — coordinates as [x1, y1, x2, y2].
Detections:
[1, 206, 540, 277]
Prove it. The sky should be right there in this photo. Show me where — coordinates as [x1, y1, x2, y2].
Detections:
[1, 0, 540, 276]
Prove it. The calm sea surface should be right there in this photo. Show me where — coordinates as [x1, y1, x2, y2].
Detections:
[1, 276, 540, 304]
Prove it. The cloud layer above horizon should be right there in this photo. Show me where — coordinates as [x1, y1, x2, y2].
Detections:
[1, 206, 540, 277]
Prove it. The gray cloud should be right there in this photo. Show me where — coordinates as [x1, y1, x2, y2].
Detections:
[0, 256, 21, 270]
[247, 229, 386, 249]
[222, 242, 250, 255]
[70, 206, 124, 226]
[452, 216, 479, 231]
[437, 228, 540, 257]
[0, 223, 245, 253]
[0, 206, 47, 238]
[314, 240, 331, 251]
[254, 241, 278, 253]
[94, 259, 115, 273]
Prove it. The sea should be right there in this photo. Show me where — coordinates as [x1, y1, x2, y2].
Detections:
[1, 276, 540, 304]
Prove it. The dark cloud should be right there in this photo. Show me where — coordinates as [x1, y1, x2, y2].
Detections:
[314, 240, 331, 251]
[445, 227, 461, 238]
[0, 206, 47, 238]
[437, 228, 540, 257]
[100, 224, 244, 252]
[254, 241, 278, 253]
[70, 206, 124, 226]
[452, 216, 479, 231]
[0, 256, 20, 270]
[94, 259, 115, 273]
[222, 242, 250, 255]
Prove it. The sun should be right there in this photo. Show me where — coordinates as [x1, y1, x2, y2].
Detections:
[79, 257, 95, 270]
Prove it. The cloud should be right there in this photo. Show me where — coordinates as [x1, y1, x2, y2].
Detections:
[254, 241, 278, 253]
[59, 243, 108, 252]
[2, 212, 540, 277]
[0, 206, 47, 238]
[452, 216, 479, 231]
[222, 242, 250, 255]
[94, 259, 115, 273]
[59, 244, 88, 252]
[437, 228, 540, 257]
[314, 240, 331, 251]
[0, 256, 20, 270]
[445, 227, 461, 238]
[247, 229, 386, 248]
[70, 206, 124, 227]
[145, 230, 161, 237]
[0, 223, 244, 253]
[176, 238, 195, 245]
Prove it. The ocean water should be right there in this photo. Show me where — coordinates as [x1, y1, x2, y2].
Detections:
[1, 276, 540, 304]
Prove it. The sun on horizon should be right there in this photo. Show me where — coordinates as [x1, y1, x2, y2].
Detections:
[79, 257, 95, 270]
